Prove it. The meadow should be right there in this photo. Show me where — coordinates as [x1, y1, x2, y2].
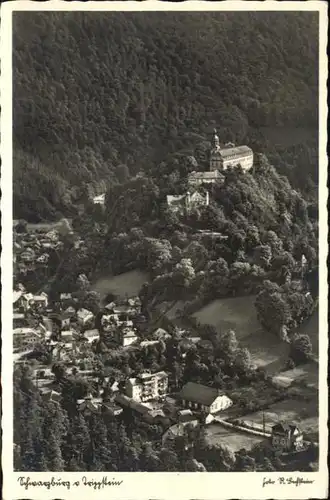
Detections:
[92, 270, 149, 301]
[205, 423, 266, 451]
[192, 295, 289, 373]
[272, 363, 318, 389]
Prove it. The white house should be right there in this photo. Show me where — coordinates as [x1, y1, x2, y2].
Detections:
[13, 328, 42, 348]
[83, 329, 100, 343]
[33, 292, 48, 310]
[179, 382, 233, 414]
[120, 328, 138, 347]
[21, 293, 34, 311]
[93, 193, 106, 205]
[126, 371, 168, 402]
[77, 308, 94, 326]
[166, 190, 209, 214]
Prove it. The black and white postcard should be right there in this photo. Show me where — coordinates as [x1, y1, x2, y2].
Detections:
[1, 1, 328, 499]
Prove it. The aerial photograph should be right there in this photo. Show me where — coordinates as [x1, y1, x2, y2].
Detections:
[12, 9, 319, 473]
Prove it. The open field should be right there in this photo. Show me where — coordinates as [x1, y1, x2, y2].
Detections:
[241, 396, 318, 441]
[272, 362, 318, 389]
[205, 423, 265, 451]
[192, 295, 289, 373]
[92, 270, 149, 300]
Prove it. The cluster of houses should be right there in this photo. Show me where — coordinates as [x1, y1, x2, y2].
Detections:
[13, 228, 63, 275]
[13, 285, 147, 356]
[12, 215, 304, 456]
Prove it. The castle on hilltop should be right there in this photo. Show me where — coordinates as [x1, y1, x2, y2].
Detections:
[188, 129, 253, 186]
[209, 129, 253, 171]
[167, 129, 253, 213]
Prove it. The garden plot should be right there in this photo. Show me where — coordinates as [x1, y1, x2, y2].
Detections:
[241, 396, 318, 441]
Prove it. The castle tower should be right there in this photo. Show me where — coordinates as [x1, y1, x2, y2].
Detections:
[210, 128, 222, 171]
[212, 129, 220, 150]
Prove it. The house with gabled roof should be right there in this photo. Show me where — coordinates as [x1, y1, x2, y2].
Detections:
[179, 382, 233, 414]
[271, 422, 304, 452]
[167, 190, 209, 214]
[77, 308, 94, 327]
[41, 389, 62, 404]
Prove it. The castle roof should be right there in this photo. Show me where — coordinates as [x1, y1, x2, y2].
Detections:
[189, 170, 221, 180]
[218, 145, 253, 159]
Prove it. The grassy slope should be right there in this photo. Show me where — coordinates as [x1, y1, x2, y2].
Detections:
[192, 295, 289, 373]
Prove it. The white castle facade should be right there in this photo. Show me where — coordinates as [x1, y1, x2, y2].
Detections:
[209, 129, 253, 171]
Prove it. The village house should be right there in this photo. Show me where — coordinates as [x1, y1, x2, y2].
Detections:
[152, 327, 171, 341]
[60, 329, 77, 343]
[60, 293, 73, 309]
[83, 329, 100, 343]
[93, 193, 106, 205]
[271, 423, 304, 452]
[111, 302, 140, 319]
[179, 382, 233, 414]
[13, 290, 24, 310]
[21, 293, 34, 311]
[32, 366, 55, 381]
[40, 389, 62, 405]
[166, 190, 209, 214]
[162, 417, 199, 447]
[104, 301, 117, 311]
[140, 340, 160, 348]
[39, 240, 53, 250]
[115, 393, 150, 417]
[102, 401, 124, 417]
[101, 312, 134, 330]
[77, 394, 102, 415]
[188, 170, 224, 187]
[126, 371, 169, 403]
[20, 247, 36, 263]
[127, 296, 142, 311]
[77, 308, 94, 327]
[45, 229, 59, 242]
[177, 408, 199, 424]
[13, 327, 42, 349]
[32, 292, 49, 311]
[36, 253, 49, 265]
[114, 394, 169, 424]
[120, 327, 139, 347]
[13, 312, 26, 328]
[56, 309, 75, 329]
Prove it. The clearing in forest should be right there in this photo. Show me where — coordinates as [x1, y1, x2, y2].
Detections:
[92, 270, 149, 300]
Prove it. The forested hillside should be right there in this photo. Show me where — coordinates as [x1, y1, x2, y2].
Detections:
[13, 11, 318, 221]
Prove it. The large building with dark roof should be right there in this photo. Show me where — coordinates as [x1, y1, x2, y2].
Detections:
[179, 382, 233, 414]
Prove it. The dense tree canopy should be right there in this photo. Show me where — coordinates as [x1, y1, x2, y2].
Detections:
[13, 11, 318, 220]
